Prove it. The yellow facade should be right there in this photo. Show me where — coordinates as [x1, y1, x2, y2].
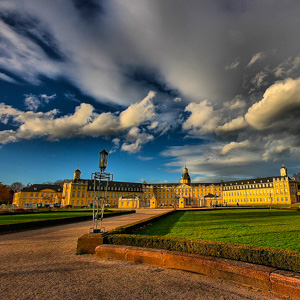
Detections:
[144, 181, 223, 208]
[13, 185, 62, 208]
[61, 169, 144, 208]
[118, 196, 140, 209]
[223, 176, 298, 206]
[12, 165, 298, 209]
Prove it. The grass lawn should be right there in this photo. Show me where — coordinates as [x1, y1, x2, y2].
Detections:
[0, 211, 94, 225]
[135, 209, 300, 252]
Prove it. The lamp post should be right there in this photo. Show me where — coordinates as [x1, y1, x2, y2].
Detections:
[90, 149, 113, 233]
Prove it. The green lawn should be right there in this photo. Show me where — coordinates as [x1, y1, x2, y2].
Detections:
[135, 209, 300, 252]
[0, 211, 94, 225]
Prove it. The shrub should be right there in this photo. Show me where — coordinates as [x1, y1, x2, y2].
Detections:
[106, 234, 300, 273]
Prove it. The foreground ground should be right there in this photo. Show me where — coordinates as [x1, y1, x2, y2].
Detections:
[0, 209, 287, 300]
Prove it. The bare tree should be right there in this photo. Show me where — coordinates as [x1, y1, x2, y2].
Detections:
[10, 182, 24, 193]
[293, 172, 300, 181]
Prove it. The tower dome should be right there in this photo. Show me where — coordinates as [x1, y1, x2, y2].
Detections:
[180, 166, 191, 184]
[73, 168, 81, 180]
[280, 164, 288, 177]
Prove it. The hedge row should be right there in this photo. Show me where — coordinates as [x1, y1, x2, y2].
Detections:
[107, 234, 300, 273]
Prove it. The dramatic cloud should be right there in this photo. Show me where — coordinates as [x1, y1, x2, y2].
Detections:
[0, 91, 166, 153]
[120, 91, 156, 128]
[2, 1, 300, 181]
[221, 140, 250, 155]
[245, 77, 300, 130]
[183, 100, 219, 134]
[216, 116, 247, 134]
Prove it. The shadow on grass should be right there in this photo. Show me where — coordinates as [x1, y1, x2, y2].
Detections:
[133, 211, 185, 236]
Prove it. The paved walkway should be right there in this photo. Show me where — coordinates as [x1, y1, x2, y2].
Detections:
[0, 209, 286, 300]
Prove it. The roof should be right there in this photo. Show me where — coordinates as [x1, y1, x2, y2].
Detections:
[22, 184, 62, 192]
[70, 179, 144, 191]
[145, 182, 220, 187]
[222, 176, 291, 187]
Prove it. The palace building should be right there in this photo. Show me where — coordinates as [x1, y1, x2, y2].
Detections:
[145, 166, 222, 208]
[13, 164, 299, 208]
[222, 165, 298, 206]
[61, 168, 144, 208]
[12, 184, 63, 208]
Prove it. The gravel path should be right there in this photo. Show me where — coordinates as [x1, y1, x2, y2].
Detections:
[0, 209, 287, 300]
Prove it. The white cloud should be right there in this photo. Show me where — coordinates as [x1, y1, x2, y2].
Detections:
[40, 94, 56, 102]
[251, 71, 268, 88]
[0, 18, 60, 84]
[216, 116, 247, 134]
[183, 100, 219, 134]
[81, 112, 120, 136]
[161, 143, 261, 182]
[0, 130, 17, 144]
[246, 52, 265, 67]
[262, 136, 296, 162]
[224, 96, 246, 110]
[138, 155, 153, 161]
[24, 93, 56, 111]
[220, 140, 250, 155]
[121, 127, 154, 153]
[245, 77, 300, 129]
[225, 58, 240, 70]
[24, 95, 40, 111]
[0, 72, 17, 83]
[120, 91, 156, 128]
[0, 92, 169, 154]
[109, 138, 121, 153]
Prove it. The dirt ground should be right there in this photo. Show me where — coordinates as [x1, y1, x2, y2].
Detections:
[0, 209, 289, 300]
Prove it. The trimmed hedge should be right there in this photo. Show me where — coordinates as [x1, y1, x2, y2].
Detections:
[107, 234, 300, 273]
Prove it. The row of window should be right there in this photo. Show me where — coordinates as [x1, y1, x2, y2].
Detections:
[69, 191, 141, 198]
[23, 192, 58, 198]
[224, 183, 273, 190]
[87, 186, 142, 192]
[225, 190, 273, 197]
[227, 197, 289, 203]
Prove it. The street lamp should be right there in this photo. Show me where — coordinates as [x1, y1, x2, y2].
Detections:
[90, 149, 113, 234]
[99, 149, 108, 172]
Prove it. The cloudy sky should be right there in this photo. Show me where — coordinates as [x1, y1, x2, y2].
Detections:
[1, 0, 300, 185]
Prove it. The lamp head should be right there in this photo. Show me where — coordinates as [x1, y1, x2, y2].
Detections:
[99, 149, 108, 172]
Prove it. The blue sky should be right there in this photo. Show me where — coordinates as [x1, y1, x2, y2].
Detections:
[1, 0, 300, 185]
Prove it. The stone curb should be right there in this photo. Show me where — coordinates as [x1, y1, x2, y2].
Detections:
[95, 244, 300, 299]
